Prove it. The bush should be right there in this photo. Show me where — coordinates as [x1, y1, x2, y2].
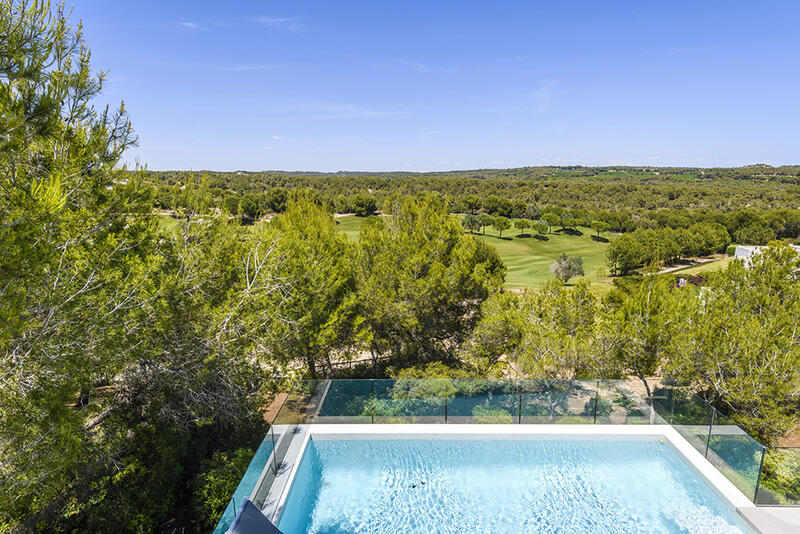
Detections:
[760, 449, 800, 505]
[192, 448, 255, 531]
[734, 223, 776, 245]
[352, 194, 377, 217]
[550, 253, 584, 282]
[472, 405, 514, 424]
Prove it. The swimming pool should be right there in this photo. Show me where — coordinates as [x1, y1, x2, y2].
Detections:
[276, 437, 753, 533]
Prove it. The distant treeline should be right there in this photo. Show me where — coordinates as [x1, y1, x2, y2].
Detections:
[145, 168, 800, 255]
[143, 164, 800, 214]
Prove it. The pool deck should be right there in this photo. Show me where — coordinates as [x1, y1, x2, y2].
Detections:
[255, 423, 800, 533]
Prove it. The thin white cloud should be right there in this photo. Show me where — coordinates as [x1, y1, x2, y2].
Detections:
[256, 16, 303, 32]
[178, 21, 207, 31]
[272, 135, 284, 140]
[398, 59, 457, 74]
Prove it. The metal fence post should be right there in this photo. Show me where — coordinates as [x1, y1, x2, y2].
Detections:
[445, 386, 448, 423]
[593, 380, 599, 424]
[370, 379, 374, 424]
[753, 447, 766, 504]
[270, 426, 279, 475]
[518, 382, 522, 424]
[669, 387, 676, 424]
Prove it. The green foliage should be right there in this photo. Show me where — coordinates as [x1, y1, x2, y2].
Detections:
[352, 193, 377, 217]
[461, 247, 800, 443]
[463, 280, 602, 378]
[472, 405, 514, 424]
[734, 223, 776, 245]
[602, 276, 679, 420]
[532, 220, 548, 235]
[606, 223, 731, 274]
[463, 194, 481, 214]
[192, 448, 254, 531]
[591, 220, 610, 237]
[524, 204, 541, 220]
[666, 244, 800, 442]
[541, 212, 559, 233]
[268, 196, 356, 376]
[514, 218, 531, 235]
[461, 213, 481, 234]
[0, 4, 278, 530]
[492, 216, 511, 237]
[145, 166, 800, 217]
[458, 292, 525, 375]
[760, 450, 800, 505]
[351, 194, 505, 364]
[477, 213, 494, 234]
[550, 253, 584, 283]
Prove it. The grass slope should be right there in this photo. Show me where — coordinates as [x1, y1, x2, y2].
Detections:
[334, 214, 363, 241]
[473, 227, 611, 289]
[668, 257, 733, 276]
[335, 215, 612, 290]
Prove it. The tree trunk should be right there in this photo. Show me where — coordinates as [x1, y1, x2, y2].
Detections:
[306, 352, 317, 379]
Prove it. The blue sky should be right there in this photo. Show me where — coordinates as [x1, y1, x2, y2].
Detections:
[75, 1, 800, 171]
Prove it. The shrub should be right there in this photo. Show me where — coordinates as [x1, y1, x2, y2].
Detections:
[192, 449, 255, 531]
[550, 253, 584, 282]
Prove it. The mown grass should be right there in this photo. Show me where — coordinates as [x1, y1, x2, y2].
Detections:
[335, 214, 613, 290]
[159, 213, 614, 291]
[334, 215, 364, 241]
[471, 226, 613, 290]
[668, 257, 733, 276]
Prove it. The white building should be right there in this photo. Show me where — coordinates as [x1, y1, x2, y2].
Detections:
[734, 245, 800, 265]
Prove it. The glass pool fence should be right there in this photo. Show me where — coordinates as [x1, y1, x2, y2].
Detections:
[234, 378, 798, 526]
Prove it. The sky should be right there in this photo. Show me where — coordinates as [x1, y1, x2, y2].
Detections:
[74, 0, 800, 172]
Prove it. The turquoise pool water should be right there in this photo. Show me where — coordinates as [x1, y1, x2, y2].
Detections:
[277, 438, 753, 534]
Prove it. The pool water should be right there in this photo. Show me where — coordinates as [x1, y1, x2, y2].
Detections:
[277, 438, 752, 534]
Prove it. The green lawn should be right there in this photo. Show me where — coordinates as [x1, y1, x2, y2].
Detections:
[334, 214, 364, 241]
[334, 214, 612, 290]
[668, 257, 733, 276]
[473, 226, 612, 289]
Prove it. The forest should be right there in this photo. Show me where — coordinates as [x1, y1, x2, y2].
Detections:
[1, 3, 799, 533]
[153, 168, 800, 277]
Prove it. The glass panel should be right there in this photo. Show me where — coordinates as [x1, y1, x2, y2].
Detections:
[520, 379, 595, 423]
[372, 379, 446, 423]
[252, 381, 325, 510]
[273, 379, 327, 424]
[706, 409, 764, 500]
[756, 448, 800, 505]
[447, 379, 518, 423]
[596, 380, 649, 424]
[214, 435, 276, 531]
[315, 379, 372, 423]
[650, 384, 678, 424]
[251, 425, 281, 508]
[669, 390, 712, 455]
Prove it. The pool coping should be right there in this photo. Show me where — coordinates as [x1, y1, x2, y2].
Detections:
[262, 424, 768, 533]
